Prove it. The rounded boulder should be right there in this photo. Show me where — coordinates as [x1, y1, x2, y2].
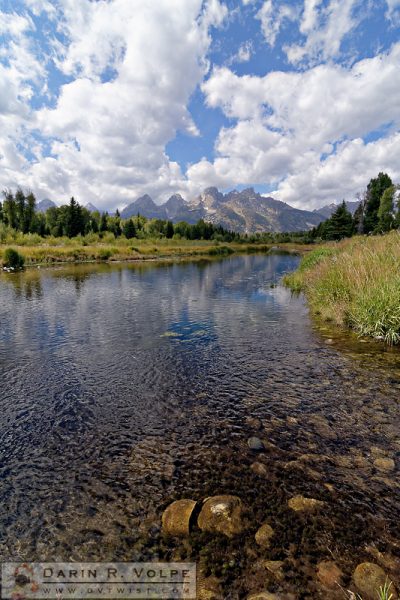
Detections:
[198, 495, 246, 537]
[162, 499, 196, 537]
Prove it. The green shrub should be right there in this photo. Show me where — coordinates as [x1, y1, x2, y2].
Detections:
[3, 248, 25, 269]
[207, 246, 234, 256]
[98, 248, 113, 260]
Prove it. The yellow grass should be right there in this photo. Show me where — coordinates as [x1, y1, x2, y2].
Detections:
[284, 231, 400, 344]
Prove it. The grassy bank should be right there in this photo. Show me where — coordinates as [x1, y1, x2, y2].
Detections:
[284, 231, 400, 345]
[0, 233, 313, 267]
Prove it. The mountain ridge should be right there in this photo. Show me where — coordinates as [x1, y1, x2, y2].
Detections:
[120, 187, 324, 233]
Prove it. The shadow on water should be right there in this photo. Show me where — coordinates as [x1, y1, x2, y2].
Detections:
[0, 255, 399, 598]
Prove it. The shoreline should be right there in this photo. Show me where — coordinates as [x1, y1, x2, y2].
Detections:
[0, 241, 311, 270]
[283, 231, 400, 345]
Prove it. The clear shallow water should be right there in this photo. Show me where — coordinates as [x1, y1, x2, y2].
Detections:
[0, 255, 399, 598]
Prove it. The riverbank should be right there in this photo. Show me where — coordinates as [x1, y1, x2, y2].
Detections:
[283, 231, 400, 345]
[0, 237, 313, 267]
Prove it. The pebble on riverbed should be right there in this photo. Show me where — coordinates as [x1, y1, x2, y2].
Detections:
[373, 457, 395, 472]
[288, 495, 325, 512]
[161, 498, 196, 537]
[247, 437, 265, 451]
[198, 495, 246, 537]
[316, 560, 343, 589]
[255, 523, 275, 548]
[353, 562, 398, 600]
[250, 462, 268, 477]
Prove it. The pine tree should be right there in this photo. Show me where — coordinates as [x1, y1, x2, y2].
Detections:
[318, 201, 354, 240]
[25, 192, 36, 233]
[352, 200, 365, 234]
[377, 186, 395, 232]
[15, 188, 26, 231]
[165, 220, 174, 238]
[2, 190, 18, 229]
[364, 172, 392, 233]
[99, 212, 108, 233]
[122, 219, 136, 239]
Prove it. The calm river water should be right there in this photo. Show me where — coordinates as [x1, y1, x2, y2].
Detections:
[0, 255, 399, 598]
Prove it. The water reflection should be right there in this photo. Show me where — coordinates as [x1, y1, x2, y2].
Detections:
[0, 255, 399, 597]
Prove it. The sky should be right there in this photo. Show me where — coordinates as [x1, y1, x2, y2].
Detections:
[0, 0, 400, 211]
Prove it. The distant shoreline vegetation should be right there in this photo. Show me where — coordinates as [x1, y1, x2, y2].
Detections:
[0, 186, 317, 267]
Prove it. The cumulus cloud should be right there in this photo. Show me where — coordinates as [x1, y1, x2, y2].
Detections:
[193, 42, 400, 207]
[0, 0, 227, 208]
[0, 0, 399, 213]
[274, 133, 400, 208]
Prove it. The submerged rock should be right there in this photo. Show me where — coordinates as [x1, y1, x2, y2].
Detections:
[255, 523, 275, 548]
[248, 437, 265, 451]
[198, 495, 246, 537]
[250, 462, 268, 477]
[316, 560, 343, 589]
[353, 562, 398, 600]
[288, 495, 324, 512]
[262, 560, 284, 582]
[246, 417, 263, 430]
[373, 457, 395, 472]
[161, 499, 196, 537]
[197, 575, 223, 600]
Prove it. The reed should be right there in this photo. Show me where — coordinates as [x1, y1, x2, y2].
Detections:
[284, 231, 400, 345]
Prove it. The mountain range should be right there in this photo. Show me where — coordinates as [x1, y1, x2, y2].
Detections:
[37, 188, 361, 233]
[121, 187, 326, 233]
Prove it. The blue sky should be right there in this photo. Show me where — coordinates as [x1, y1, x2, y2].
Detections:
[0, 0, 400, 211]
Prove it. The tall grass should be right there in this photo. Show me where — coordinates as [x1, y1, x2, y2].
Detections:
[284, 231, 400, 345]
[0, 232, 313, 267]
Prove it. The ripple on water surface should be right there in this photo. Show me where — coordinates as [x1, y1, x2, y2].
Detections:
[0, 255, 399, 597]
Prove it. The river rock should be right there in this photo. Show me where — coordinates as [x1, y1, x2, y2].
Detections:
[317, 561, 343, 588]
[197, 575, 224, 600]
[288, 495, 324, 512]
[198, 495, 246, 537]
[308, 414, 337, 441]
[246, 417, 262, 430]
[248, 437, 265, 451]
[373, 457, 395, 472]
[251, 462, 268, 477]
[255, 523, 275, 548]
[353, 562, 398, 600]
[161, 499, 196, 537]
[262, 560, 284, 582]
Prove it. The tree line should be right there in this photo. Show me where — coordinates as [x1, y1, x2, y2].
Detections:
[310, 172, 400, 241]
[0, 190, 242, 242]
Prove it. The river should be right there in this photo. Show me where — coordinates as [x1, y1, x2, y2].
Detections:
[0, 254, 399, 598]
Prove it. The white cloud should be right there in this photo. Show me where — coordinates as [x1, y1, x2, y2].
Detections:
[203, 43, 400, 147]
[256, 1, 298, 47]
[24, 0, 56, 17]
[0, 0, 228, 208]
[300, 0, 323, 34]
[0, 0, 399, 214]
[192, 42, 400, 208]
[284, 0, 360, 65]
[229, 40, 254, 64]
[274, 134, 400, 208]
[386, 0, 400, 22]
